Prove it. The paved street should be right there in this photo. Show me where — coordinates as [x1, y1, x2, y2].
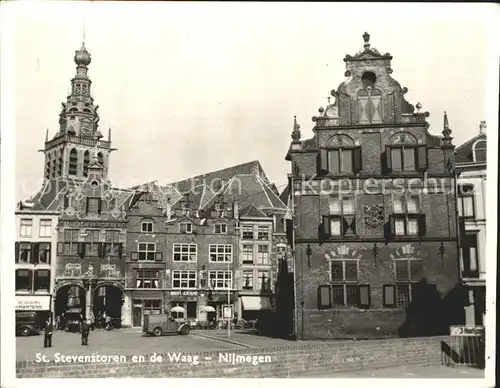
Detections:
[193, 330, 295, 348]
[16, 328, 240, 361]
[315, 365, 485, 378]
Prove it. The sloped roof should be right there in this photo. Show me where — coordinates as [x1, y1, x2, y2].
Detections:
[239, 204, 268, 218]
[455, 133, 487, 164]
[202, 174, 287, 212]
[167, 160, 270, 193]
[279, 184, 290, 206]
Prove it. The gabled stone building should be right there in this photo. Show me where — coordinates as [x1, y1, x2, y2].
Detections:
[285, 33, 463, 339]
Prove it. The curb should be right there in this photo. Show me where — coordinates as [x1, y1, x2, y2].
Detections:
[192, 332, 256, 349]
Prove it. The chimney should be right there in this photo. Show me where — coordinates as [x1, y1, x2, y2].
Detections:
[479, 120, 487, 134]
[233, 201, 239, 220]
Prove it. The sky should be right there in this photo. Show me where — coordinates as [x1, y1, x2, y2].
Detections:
[4, 2, 499, 201]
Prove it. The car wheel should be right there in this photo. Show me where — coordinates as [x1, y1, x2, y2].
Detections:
[153, 327, 162, 337]
[20, 327, 31, 337]
[180, 325, 190, 335]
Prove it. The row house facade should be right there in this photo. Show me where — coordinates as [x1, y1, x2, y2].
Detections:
[15, 207, 59, 328]
[123, 162, 288, 326]
[25, 43, 134, 325]
[455, 121, 487, 326]
[285, 33, 463, 339]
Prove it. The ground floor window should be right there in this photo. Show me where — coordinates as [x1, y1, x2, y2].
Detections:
[144, 299, 162, 315]
[318, 284, 370, 309]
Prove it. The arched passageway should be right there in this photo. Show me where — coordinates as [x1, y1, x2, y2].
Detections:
[93, 284, 124, 328]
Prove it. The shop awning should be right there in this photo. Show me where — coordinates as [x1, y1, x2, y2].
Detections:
[241, 296, 272, 311]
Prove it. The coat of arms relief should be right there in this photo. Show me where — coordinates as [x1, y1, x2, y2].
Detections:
[364, 204, 385, 228]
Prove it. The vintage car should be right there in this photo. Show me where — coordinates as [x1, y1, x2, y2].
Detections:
[16, 311, 40, 336]
[143, 314, 190, 336]
[62, 311, 83, 333]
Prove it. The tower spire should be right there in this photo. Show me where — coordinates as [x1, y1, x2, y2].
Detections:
[442, 111, 453, 146]
[108, 127, 112, 142]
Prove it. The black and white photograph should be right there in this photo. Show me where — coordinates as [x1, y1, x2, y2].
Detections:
[0, 1, 497, 386]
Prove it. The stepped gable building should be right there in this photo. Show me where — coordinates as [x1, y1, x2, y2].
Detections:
[284, 33, 462, 339]
[455, 121, 487, 326]
[24, 43, 134, 324]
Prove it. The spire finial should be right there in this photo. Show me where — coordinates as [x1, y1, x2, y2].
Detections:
[442, 111, 453, 145]
[327, 96, 331, 104]
[363, 32, 370, 49]
[45, 128, 49, 142]
[291, 116, 301, 142]
[108, 127, 112, 142]
[443, 111, 449, 129]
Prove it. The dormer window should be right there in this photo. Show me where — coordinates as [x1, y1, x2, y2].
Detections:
[141, 219, 154, 233]
[214, 224, 227, 234]
[473, 140, 487, 162]
[180, 223, 192, 234]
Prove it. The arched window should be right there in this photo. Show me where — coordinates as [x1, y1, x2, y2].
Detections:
[68, 149, 78, 176]
[45, 159, 51, 180]
[50, 153, 56, 179]
[141, 218, 154, 233]
[317, 135, 362, 175]
[57, 151, 63, 176]
[473, 140, 486, 162]
[83, 151, 90, 177]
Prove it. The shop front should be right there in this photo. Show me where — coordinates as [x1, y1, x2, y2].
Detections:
[206, 290, 238, 321]
[168, 290, 199, 320]
[15, 294, 53, 328]
[129, 290, 165, 327]
[239, 293, 273, 321]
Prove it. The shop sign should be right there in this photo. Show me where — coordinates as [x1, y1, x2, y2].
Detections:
[223, 305, 233, 319]
[16, 295, 51, 311]
[170, 290, 198, 297]
[450, 326, 485, 336]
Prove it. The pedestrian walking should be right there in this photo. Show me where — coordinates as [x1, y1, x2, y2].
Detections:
[81, 319, 90, 346]
[105, 314, 111, 330]
[44, 318, 53, 348]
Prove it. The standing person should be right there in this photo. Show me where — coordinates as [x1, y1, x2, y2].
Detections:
[105, 313, 111, 330]
[44, 318, 53, 348]
[81, 319, 90, 346]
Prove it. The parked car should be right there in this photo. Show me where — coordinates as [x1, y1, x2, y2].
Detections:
[143, 314, 190, 336]
[62, 312, 83, 333]
[16, 311, 40, 336]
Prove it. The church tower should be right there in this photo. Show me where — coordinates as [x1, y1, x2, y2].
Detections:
[42, 42, 113, 180]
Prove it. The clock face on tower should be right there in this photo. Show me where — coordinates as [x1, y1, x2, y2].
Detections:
[81, 121, 92, 136]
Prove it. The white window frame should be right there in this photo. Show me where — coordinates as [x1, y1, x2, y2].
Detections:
[137, 243, 156, 261]
[33, 269, 50, 293]
[473, 139, 487, 162]
[242, 270, 254, 290]
[242, 225, 254, 240]
[392, 258, 423, 307]
[214, 224, 228, 234]
[329, 259, 360, 282]
[241, 244, 254, 264]
[39, 219, 52, 238]
[209, 244, 233, 263]
[141, 219, 154, 233]
[173, 243, 198, 262]
[208, 270, 232, 290]
[256, 244, 270, 265]
[20, 219, 33, 238]
[172, 270, 197, 289]
[257, 225, 270, 240]
[136, 269, 160, 289]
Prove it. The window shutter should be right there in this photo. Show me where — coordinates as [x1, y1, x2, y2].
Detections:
[350, 218, 357, 235]
[322, 216, 331, 238]
[28, 270, 33, 293]
[117, 243, 123, 258]
[77, 242, 86, 258]
[155, 252, 163, 262]
[417, 214, 427, 236]
[416, 145, 428, 171]
[64, 194, 69, 209]
[389, 214, 396, 237]
[86, 198, 90, 214]
[57, 242, 64, 254]
[97, 199, 102, 214]
[357, 285, 371, 309]
[342, 217, 350, 236]
[31, 243, 39, 264]
[317, 285, 332, 310]
[15, 242, 20, 263]
[385, 146, 392, 172]
[97, 242, 103, 257]
[353, 146, 362, 173]
[131, 252, 139, 261]
[383, 285, 396, 307]
[317, 149, 329, 175]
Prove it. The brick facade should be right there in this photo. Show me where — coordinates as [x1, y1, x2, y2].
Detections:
[16, 336, 449, 377]
[285, 33, 462, 339]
